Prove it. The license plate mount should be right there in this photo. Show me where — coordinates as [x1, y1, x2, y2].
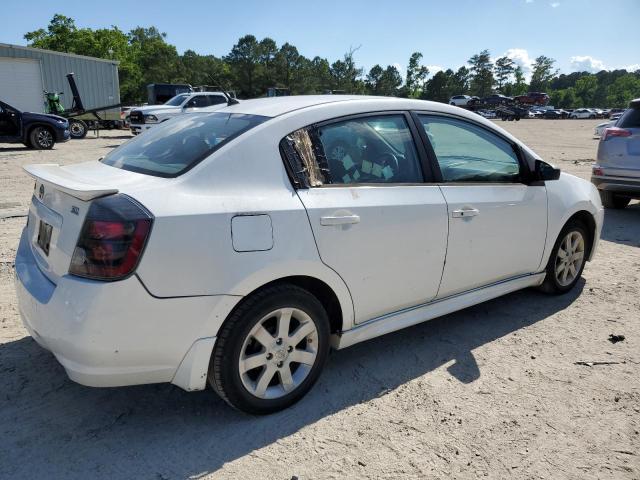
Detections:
[36, 220, 53, 256]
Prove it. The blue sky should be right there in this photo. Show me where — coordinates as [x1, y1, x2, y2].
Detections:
[2, 0, 639, 79]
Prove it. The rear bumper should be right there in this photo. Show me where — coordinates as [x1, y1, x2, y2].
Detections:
[591, 175, 640, 197]
[14, 228, 240, 390]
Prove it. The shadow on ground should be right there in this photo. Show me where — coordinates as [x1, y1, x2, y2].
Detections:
[0, 282, 583, 479]
[601, 201, 640, 246]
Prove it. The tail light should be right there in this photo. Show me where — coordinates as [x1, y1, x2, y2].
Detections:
[70, 195, 153, 281]
[602, 127, 632, 142]
[592, 165, 604, 176]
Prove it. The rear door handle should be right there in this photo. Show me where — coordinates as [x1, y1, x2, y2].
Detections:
[452, 208, 480, 218]
[320, 214, 360, 226]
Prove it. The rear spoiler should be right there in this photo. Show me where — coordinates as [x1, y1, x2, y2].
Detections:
[23, 164, 118, 201]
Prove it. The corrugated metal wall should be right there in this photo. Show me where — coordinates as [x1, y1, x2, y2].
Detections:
[0, 43, 120, 113]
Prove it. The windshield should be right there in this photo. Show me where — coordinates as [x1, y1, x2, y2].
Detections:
[101, 112, 269, 177]
[164, 94, 190, 106]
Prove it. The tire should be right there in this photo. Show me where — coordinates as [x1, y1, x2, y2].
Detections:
[29, 126, 55, 150]
[539, 220, 590, 294]
[209, 284, 330, 414]
[600, 190, 630, 209]
[69, 119, 88, 139]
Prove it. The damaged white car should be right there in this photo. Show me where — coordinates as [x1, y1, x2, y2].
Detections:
[15, 96, 602, 414]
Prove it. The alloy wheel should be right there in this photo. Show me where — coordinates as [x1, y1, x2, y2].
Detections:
[239, 307, 319, 399]
[37, 129, 53, 148]
[554, 231, 585, 287]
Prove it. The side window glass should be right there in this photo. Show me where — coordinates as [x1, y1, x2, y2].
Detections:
[418, 115, 521, 183]
[318, 115, 423, 184]
[208, 95, 226, 106]
[186, 96, 209, 108]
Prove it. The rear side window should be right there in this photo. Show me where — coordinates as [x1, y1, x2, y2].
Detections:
[618, 108, 640, 128]
[281, 114, 423, 186]
[418, 115, 521, 183]
[186, 96, 210, 108]
[208, 95, 227, 106]
[101, 112, 268, 177]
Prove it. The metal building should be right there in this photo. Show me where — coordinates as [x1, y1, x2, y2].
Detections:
[0, 43, 119, 114]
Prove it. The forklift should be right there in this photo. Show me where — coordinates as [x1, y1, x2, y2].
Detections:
[44, 73, 122, 139]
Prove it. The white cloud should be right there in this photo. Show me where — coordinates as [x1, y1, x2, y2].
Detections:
[625, 64, 640, 72]
[569, 55, 606, 72]
[426, 65, 444, 77]
[525, 0, 534, 3]
[502, 48, 535, 80]
[550, 2, 560, 7]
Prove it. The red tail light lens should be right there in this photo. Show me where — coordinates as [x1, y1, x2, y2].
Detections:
[602, 127, 632, 141]
[69, 195, 153, 281]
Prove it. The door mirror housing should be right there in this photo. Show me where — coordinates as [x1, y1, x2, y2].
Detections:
[535, 160, 560, 181]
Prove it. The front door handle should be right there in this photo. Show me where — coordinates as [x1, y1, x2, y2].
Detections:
[452, 208, 480, 218]
[320, 214, 360, 226]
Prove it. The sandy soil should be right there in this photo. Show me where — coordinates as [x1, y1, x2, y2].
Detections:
[0, 121, 638, 480]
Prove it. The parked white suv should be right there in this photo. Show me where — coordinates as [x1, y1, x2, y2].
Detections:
[449, 95, 477, 106]
[570, 108, 597, 119]
[16, 96, 602, 414]
[129, 92, 231, 134]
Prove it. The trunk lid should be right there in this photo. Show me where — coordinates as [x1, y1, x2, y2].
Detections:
[22, 162, 161, 284]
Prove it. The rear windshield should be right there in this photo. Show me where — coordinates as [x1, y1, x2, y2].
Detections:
[101, 112, 268, 177]
[618, 108, 640, 128]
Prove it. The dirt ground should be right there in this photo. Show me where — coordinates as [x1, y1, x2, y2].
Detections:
[0, 120, 638, 480]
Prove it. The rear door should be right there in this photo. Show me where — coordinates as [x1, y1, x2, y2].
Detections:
[414, 113, 547, 298]
[284, 113, 449, 324]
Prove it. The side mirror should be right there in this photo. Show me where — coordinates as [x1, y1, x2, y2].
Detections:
[535, 159, 561, 181]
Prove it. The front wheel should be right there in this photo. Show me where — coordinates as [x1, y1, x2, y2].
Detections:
[29, 126, 55, 150]
[209, 284, 330, 414]
[539, 220, 589, 294]
[69, 119, 88, 139]
[600, 190, 630, 209]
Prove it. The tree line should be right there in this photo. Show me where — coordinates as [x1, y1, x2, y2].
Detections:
[25, 15, 640, 108]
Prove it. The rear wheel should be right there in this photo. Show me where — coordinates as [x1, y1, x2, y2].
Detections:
[29, 126, 55, 150]
[539, 220, 589, 294]
[209, 284, 330, 414]
[69, 119, 88, 139]
[600, 190, 630, 209]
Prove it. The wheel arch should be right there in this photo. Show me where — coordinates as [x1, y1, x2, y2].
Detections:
[226, 275, 345, 336]
[25, 122, 55, 142]
[566, 210, 597, 259]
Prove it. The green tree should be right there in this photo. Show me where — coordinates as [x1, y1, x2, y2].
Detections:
[529, 55, 556, 92]
[468, 50, 494, 97]
[226, 35, 263, 98]
[402, 52, 429, 98]
[607, 74, 640, 108]
[330, 47, 364, 93]
[494, 56, 515, 90]
[574, 75, 598, 107]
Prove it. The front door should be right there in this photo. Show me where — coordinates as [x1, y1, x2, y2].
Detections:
[416, 114, 548, 298]
[286, 113, 449, 324]
[0, 102, 21, 139]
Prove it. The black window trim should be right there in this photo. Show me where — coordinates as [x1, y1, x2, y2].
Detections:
[280, 110, 435, 189]
[409, 110, 536, 186]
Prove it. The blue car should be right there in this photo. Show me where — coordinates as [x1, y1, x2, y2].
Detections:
[0, 100, 70, 149]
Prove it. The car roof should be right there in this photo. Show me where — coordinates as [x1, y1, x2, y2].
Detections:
[204, 95, 373, 117]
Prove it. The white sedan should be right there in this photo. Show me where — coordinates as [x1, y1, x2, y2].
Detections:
[15, 96, 603, 414]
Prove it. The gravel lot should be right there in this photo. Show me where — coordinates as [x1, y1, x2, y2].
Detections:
[0, 120, 638, 479]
